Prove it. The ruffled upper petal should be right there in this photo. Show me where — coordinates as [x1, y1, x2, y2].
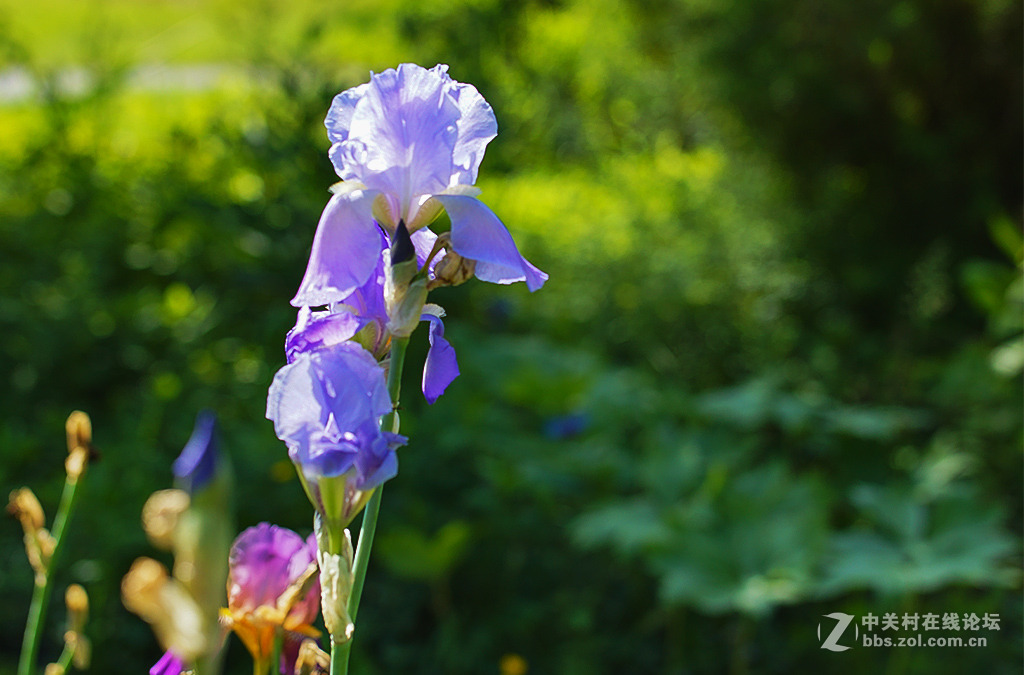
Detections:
[291, 191, 382, 308]
[437, 65, 497, 187]
[421, 314, 459, 404]
[325, 82, 369, 144]
[433, 194, 548, 292]
[325, 64, 497, 221]
[335, 64, 461, 215]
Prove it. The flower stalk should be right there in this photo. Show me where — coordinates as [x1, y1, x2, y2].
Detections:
[330, 336, 408, 675]
[16, 412, 91, 675]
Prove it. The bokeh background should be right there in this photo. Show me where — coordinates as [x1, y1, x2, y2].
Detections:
[0, 0, 1020, 673]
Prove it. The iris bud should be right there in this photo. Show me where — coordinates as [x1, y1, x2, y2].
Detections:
[385, 221, 428, 338]
[431, 249, 476, 288]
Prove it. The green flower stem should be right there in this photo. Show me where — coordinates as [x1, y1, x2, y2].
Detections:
[330, 635, 351, 675]
[55, 637, 75, 672]
[18, 469, 86, 675]
[346, 485, 385, 627]
[330, 336, 408, 675]
[269, 628, 283, 675]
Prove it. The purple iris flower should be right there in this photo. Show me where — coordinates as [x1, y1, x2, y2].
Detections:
[266, 342, 404, 523]
[223, 523, 321, 673]
[284, 240, 460, 404]
[291, 63, 547, 309]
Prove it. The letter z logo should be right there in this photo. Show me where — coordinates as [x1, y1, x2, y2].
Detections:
[818, 612, 858, 652]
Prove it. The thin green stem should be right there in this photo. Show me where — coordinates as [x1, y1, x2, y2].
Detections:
[330, 636, 351, 675]
[381, 336, 408, 435]
[330, 336, 408, 675]
[347, 488, 384, 625]
[18, 471, 85, 675]
[55, 639, 75, 672]
[269, 628, 283, 675]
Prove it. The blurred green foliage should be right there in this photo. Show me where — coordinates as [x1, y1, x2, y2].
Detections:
[0, 0, 1020, 673]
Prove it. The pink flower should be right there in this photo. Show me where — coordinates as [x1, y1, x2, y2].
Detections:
[222, 524, 321, 673]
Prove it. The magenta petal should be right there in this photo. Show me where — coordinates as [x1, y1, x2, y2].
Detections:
[433, 194, 547, 292]
[150, 651, 184, 675]
[228, 524, 317, 615]
[291, 191, 381, 307]
[421, 314, 459, 404]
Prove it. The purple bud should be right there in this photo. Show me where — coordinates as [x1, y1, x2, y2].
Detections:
[172, 411, 218, 493]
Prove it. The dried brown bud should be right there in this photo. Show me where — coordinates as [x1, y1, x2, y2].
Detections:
[65, 584, 89, 630]
[8, 488, 51, 579]
[65, 446, 88, 482]
[70, 633, 91, 670]
[141, 489, 190, 550]
[8, 488, 46, 531]
[65, 411, 92, 454]
[37, 530, 56, 563]
[121, 557, 206, 659]
[295, 638, 330, 675]
[122, 558, 168, 613]
[430, 250, 476, 289]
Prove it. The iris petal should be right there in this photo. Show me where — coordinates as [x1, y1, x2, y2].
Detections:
[150, 651, 184, 675]
[291, 191, 381, 308]
[325, 82, 370, 145]
[266, 343, 392, 469]
[433, 194, 548, 292]
[285, 308, 370, 364]
[421, 314, 459, 404]
[410, 227, 439, 272]
[341, 64, 461, 212]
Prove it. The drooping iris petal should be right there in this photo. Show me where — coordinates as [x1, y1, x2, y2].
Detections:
[285, 307, 370, 364]
[350, 420, 402, 488]
[294, 418, 403, 485]
[292, 191, 382, 308]
[433, 193, 548, 292]
[421, 314, 459, 404]
[336, 230, 388, 321]
[267, 343, 393, 474]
